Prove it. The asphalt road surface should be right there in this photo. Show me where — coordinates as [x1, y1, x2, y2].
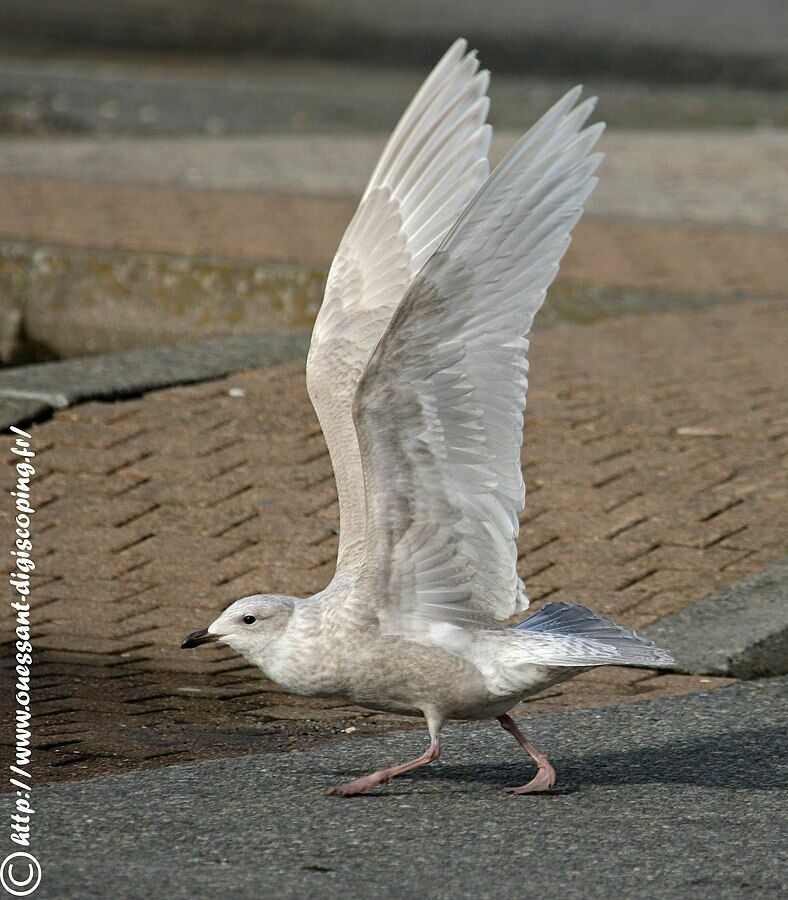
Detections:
[16, 677, 787, 898]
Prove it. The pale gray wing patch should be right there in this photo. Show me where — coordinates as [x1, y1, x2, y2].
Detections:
[513, 601, 675, 667]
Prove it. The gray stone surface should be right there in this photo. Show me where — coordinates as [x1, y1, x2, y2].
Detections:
[645, 559, 788, 678]
[19, 677, 788, 898]
[0, 396, 49, 430]
[0, 331, 309, 424]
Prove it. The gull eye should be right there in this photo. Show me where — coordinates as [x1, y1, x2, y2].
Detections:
[242, 615, 256, 625]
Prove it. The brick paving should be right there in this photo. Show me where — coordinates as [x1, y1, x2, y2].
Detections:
[2, 300, 786, 783]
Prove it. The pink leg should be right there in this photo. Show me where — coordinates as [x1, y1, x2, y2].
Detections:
[497, 714, 556, 795]
[327, 738, 440, 797]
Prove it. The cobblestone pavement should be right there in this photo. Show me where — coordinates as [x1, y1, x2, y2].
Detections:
[2, 300, 785, 784]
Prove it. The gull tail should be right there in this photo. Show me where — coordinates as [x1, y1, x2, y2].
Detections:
[514, 601, 674, 668]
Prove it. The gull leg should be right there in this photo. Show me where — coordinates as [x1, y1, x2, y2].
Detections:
[497, 714, 556, 794]
[328, 713, 443, 797]
[327, 737, 440, 797]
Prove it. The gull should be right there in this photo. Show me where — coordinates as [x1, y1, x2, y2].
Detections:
[182, 39, 673, 796]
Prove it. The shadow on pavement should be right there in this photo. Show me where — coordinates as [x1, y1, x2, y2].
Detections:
[324, 724, 787, 792]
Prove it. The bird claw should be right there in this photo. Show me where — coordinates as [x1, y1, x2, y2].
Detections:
[327, 784, 354, 797]
[502, 764, 556, 795]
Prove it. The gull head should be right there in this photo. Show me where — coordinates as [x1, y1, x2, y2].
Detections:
[180, 594, 295, 660]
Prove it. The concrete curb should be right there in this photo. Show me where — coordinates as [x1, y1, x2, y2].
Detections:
[0, 330, 309, 430]
[3, 239, 780, 362]
[0, 241, 327, 363]
[643, 558, 788, 678]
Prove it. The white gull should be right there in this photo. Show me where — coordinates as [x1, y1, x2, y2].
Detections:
[182, 39, 673, 796]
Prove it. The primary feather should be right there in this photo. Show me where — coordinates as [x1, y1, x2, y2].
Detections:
[306, 38, 492, 573]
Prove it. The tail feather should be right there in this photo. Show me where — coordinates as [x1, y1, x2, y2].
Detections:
[514, 601, 674, 668]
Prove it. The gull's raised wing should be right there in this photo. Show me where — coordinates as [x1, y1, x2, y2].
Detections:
[352, 89, 604, 633]
[306, 39, 491, 573]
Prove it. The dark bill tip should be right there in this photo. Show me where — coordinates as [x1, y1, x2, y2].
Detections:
[180, 628, 219, 649]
